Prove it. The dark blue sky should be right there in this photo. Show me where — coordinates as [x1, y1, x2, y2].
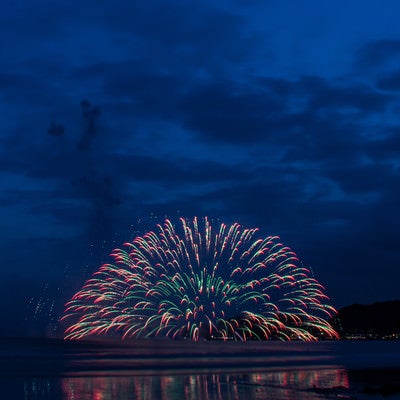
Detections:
[1, 1, 400, 336]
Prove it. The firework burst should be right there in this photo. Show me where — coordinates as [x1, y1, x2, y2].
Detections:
[62, 217, 338, 341]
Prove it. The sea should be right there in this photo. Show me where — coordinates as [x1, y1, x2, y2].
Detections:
[1, 337, 400, 400]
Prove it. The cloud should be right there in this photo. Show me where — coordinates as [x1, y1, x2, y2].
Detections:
[307, 82, 392, 113]
[364, 128, 400, 160]
[108, 154, 250, 184]
[2, 0, 400, 329]
[356, 40, 400, 70]
[97, 1, 254, 66]
[177, 74, 394, 148]
[0, 71, 58, 105]
[329, 164, 396, 195]
[102, 69, 183, 120]
[377, 70, 400, 91]
[180, 82, 283, 143]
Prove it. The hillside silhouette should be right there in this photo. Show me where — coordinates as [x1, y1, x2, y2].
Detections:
[332, 300, 400, 338]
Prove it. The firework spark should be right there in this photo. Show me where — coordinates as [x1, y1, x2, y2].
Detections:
[62, 217, 338, 341]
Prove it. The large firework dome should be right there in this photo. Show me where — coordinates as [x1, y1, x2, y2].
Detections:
[62, 217, 339, 341]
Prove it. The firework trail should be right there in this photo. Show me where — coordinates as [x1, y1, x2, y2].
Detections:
[62, 217, 338, 341]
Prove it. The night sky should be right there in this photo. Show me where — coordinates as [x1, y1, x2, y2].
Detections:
[1, 1, 400, 336]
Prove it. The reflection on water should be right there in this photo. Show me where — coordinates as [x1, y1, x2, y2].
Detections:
[19, 368, 349, 400]
[3, 339, 400, 399]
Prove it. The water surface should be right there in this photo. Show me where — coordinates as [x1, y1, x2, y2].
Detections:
[1, 338, 399, 399]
